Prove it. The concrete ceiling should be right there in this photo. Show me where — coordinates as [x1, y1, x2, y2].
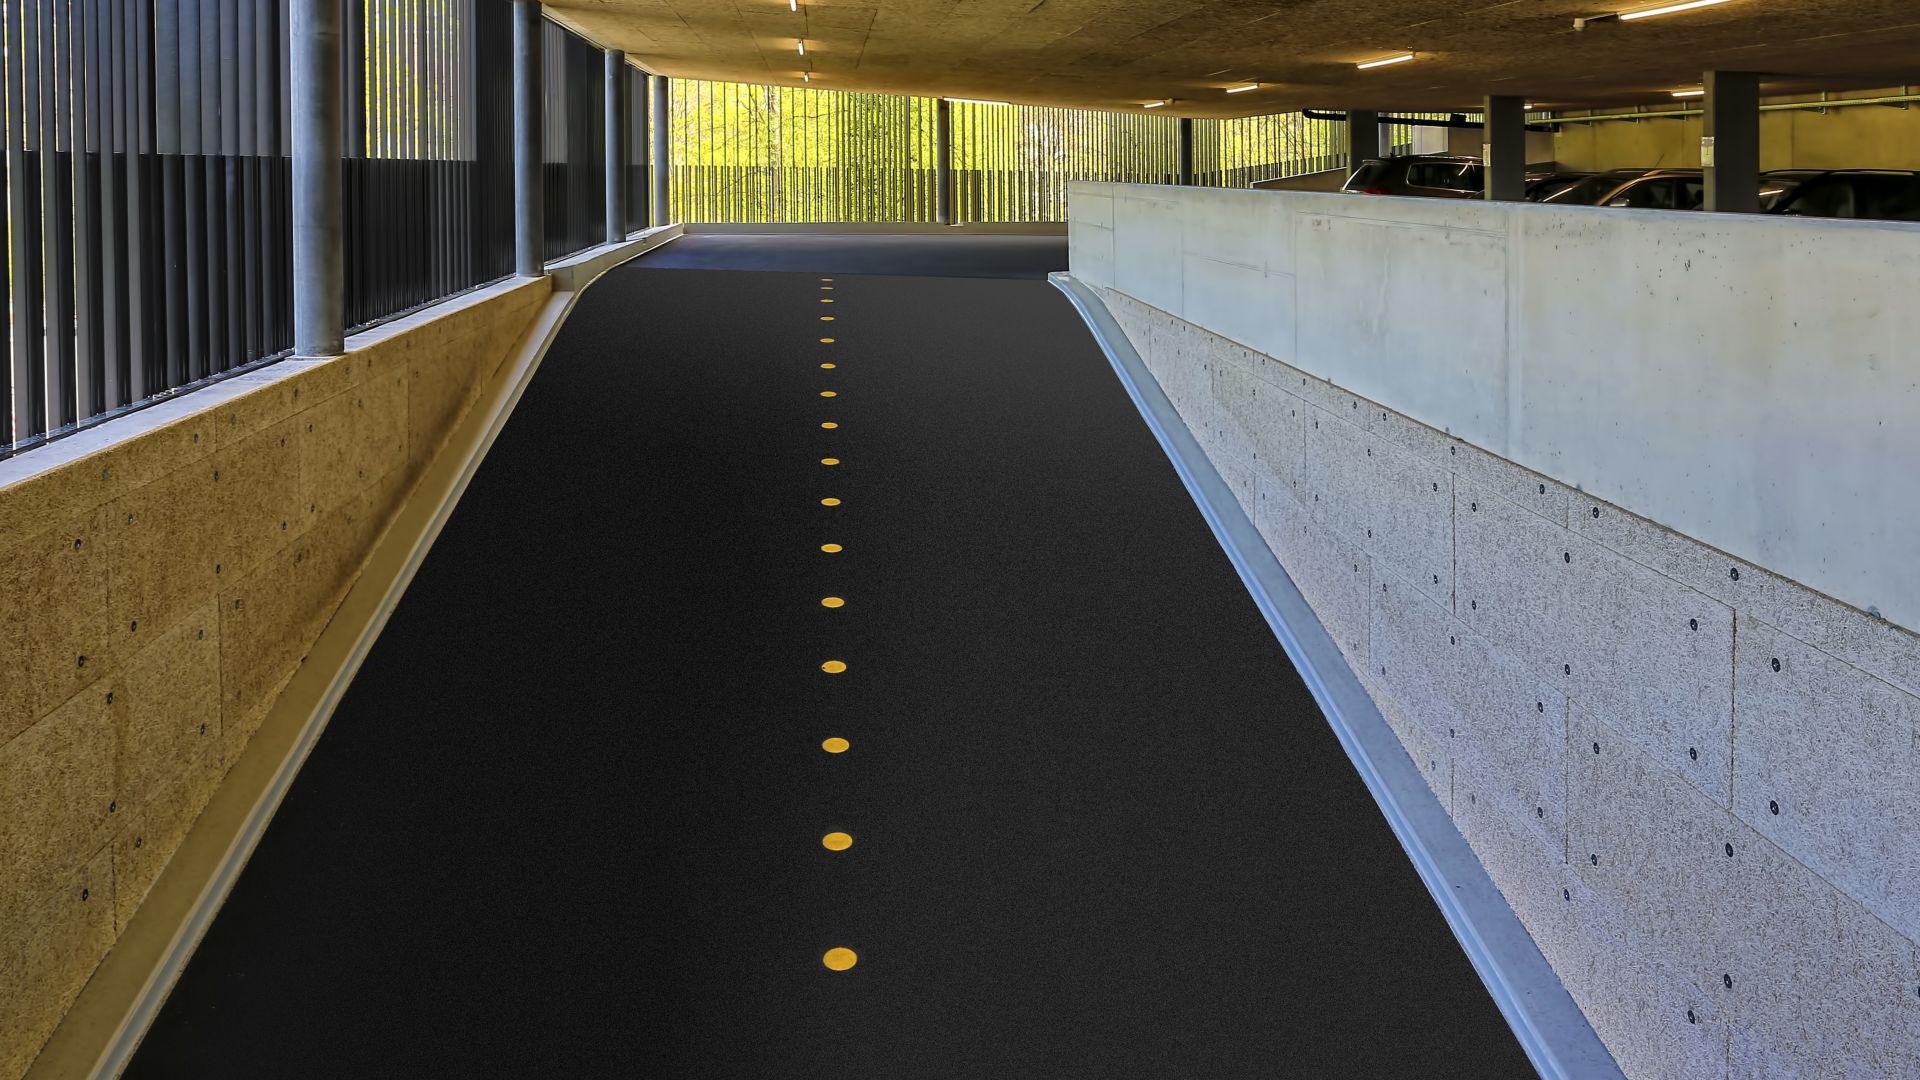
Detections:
[542, 0, 1920, 118]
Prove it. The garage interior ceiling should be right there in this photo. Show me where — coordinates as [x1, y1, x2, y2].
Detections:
[542, 0, 1920, 118]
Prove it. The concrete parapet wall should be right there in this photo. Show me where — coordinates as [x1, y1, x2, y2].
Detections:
[1097, 282, 1920, 1079]
[0, 276, 552, 1079]
[1068, 181, 1920, 637]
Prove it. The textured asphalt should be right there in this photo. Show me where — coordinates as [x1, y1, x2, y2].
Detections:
[127, 235, 1534, 1079]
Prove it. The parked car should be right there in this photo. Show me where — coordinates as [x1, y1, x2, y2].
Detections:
[1764, 169, 1920, 221]
[1343, 155, 1483, 198]
[1758, 169, 1827, 211]
[1522, 172, 1594, 201]
[1532, 168, 1654, 206]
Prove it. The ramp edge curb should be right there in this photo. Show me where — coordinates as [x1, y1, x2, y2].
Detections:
[1046, 270, 1625, 1080]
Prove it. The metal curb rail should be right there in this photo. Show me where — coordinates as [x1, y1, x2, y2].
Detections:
[1046, 270, 1625, 1080]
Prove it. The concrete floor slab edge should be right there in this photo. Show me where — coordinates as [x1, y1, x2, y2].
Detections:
[1048, 270, 1626, 1080]
[24, 229, 681, 1080]
[681, 221, 1066, 236]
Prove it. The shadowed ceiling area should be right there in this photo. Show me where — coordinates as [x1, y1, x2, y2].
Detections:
[543, 0, 1920, 118]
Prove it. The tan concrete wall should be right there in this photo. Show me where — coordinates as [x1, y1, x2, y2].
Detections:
[1554, 88, 1920, 172]
[1099, 286, 1920, 1080]
[0, 276, 551, 1080]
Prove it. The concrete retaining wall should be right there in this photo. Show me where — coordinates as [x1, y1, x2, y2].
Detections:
[1072, 182, 1920, 1079]
[0, 276, 552, 1079]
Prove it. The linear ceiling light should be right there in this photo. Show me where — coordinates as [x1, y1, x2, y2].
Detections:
[1356, 52, 1415, 70]
[1143, 99, 1171, 108]
[802, 72, 811, 82]
[789, 0, 798, 9]
[1671, 87, 1705, 97]
[1620, 0, 1735, 19]
[1225, 82, 1260, 93]
[947, 97, 1012, 106]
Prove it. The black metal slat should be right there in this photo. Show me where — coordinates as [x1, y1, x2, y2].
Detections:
[43, 0, 76, 431]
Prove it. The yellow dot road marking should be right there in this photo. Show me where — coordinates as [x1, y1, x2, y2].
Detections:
[821, 422, 838, 429]
[820, 391, 837, 397]
[823, 948, 857, 971]
[820, 298, 834, 303]
[821, 660, 848, 674]
[820, 285, 833, 290]
[821, 597, 845, 608]
[822, 832, 853, 851]
[820, 458, 839, 465]
[820, 316, 835, 321]
[822, 737, 849, 753]
[820, 362, 836, 369]
[820, 497, 841, 506]
[819, 337, 835, 343]
[820, 543, 842, 553]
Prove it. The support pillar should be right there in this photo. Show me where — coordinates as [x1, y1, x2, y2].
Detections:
[1177, 117, 1194, 185]
[1345, 110, 1378, 174]
[1702, 71, 1760, 213]
[934, 98, 953, 224]
[650, 75, 670, 227]
[604, 50, 626, 243]
[1483, 95, 1526, 201]
[511, 0, 544, 276]
[290, 0, 343, 355]
[634, 71, 651, 228]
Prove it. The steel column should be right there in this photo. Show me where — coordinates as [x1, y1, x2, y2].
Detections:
[1177, 116, 1193, 185]
[512, 0, 544, 274]
[1482, 95, 1526, 201]
[290, 0, 343, 354]
[934, 97, 953, 224]
[1703, 70, 1760, 213]
[649, 73, 669, 226]
[604, 49, 624, 242]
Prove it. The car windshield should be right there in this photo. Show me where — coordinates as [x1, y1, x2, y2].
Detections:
[1404, 161, 1482, 191]
[1758, 180, 1801, 212]
[1345, 161, 1390, 189]
[1543, 172, 1638, 205]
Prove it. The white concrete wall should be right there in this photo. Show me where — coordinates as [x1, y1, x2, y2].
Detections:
[1068, 182, 1920, 635]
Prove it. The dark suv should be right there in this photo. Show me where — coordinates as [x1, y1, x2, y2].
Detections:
[1343, 155, 1483, 198]
[1765, 170, 1920, 221]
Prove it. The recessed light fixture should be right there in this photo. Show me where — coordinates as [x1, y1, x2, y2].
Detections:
[947, 97, 1012, 106]
[1356, 52, 1415, 70]
[802, 72, 811, 82]
[796, 39, 806, 55]
[789, 0, 798, 9]
[1225, 82, 1260, 94]
[1671, 87, 1705, 97]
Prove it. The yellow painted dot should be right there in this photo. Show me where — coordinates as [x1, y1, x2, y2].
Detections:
[822, 736, 850, 753]
[821, 458, 840, 465]
[820, 362, 836, 369]
[822, 831, 853, 851]
[820, 390, 837, 398]
[819, 337, 835, 343]
[819, 316, 835, 321]
[820, 298, 834, 303]
[821, 660, 848, 674]
[821, 277, 834, 281]
[821, 597, 845, 608]
[820, 497, 841, 506]
[823, 948, 857, 971]
[821, 422, 838, 429]
[820, 285, 834, 290]
[820, 543, 843, 553]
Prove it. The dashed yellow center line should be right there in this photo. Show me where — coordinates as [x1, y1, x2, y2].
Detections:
[820, 497, 841, 507]
[820, 543, 842, 553]
[820, 659, 848, 674]
[822, 832, 853, 851]
[820, 316, 835, 322]
[821, 298, 834, 303]
[820, 362, 835, 369]
[819, 337, 835, 343]
[821, 596, 845, 608]
[822, 737, 849, 753]
[820, 458, 839, 466]
[823, 947, 858, 971]
[820, 391, 837, 398]
[821, 422, 838, 429]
